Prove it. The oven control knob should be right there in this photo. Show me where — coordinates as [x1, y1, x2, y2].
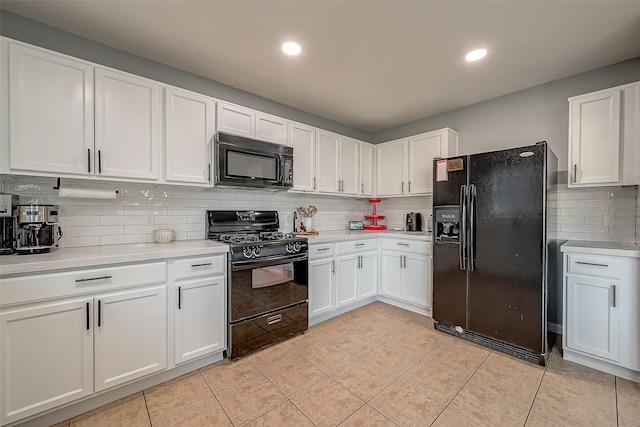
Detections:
[243, 246, 254, 258]
[293, 242, 301, 252]
[252, 246, 262, 257]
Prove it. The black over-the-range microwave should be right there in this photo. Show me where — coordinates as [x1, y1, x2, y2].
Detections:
[215, 132, 293, 190]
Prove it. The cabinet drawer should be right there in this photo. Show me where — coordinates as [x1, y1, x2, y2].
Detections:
[566, 254, 621, 279]
[381, 238, 430, 255]
[175, 255, 226, 280]
[335, 239, 377, 255]
[309, 243, 334, 259]
[0, 262, 167, 307]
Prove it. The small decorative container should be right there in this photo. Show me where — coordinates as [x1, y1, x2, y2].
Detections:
[153, 229, 175, 243]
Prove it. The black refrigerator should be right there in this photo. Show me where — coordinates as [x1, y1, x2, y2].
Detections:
[432, 142, 557, 365]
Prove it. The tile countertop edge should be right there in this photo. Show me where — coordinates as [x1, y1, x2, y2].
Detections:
[306, 230, 432, 243]
[560, 241, 640, 258]
[0, 240, 229, 277]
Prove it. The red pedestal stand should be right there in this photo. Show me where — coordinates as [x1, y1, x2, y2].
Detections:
[364, 199, 387, 231]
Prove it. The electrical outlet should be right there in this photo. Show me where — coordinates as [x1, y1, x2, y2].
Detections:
[144, 213, 154, 225]
[603, 213, 614, 226]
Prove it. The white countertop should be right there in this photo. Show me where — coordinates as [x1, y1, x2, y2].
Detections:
[561, 241, 640, 258]
[306, 230, 432, 244]
[0, 240, 229, 276]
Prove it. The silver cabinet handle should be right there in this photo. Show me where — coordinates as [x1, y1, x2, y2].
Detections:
[404, 255, 407, 268]
[611, 285, 616, 307]
[208, 163, 212, 182]
[361, 183, 364, 193]
[98, 150, 103, 174]
[75, 275, 112, 283]
[396, 242, 409, 247]
[331, 260, 335, 274]
[400, 255, 403, 268]
[573, 164, 577, 183]
[317, 247, 330, 252]
[267, 314, 282, 325]
[576, 261, 608, 267]
[313, 177, 316, 190]
[191, 263, 212, 268]
[408, 181, 411, 192]
[401, 181, 404, 193]
[355, 243, 365, 247]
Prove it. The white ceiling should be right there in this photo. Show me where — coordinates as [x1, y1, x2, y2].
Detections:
[3, 1, 640, 133]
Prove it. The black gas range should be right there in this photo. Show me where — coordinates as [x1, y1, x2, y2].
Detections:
[207, 210, 309, 359]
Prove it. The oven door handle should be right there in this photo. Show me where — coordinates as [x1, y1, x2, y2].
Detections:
[231, 253, 309, 271]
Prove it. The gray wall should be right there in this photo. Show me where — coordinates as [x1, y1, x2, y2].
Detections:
[2, 9, 639, 171]
[373, 59, 640, 170]
[0, 10, 372, 142]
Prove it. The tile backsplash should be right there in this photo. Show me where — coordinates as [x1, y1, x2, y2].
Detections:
[0, 176, 431, 248]
[1, 176, 637, 248]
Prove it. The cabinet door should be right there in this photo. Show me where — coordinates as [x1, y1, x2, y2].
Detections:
[404, 253, 429, 307]
[376, 140, 406, 196]
[7, 43, 94, 176]
[216, 101, 254, 138]
[358, 252, 378, 300]
[175, 276, 226, 364]
[290, 122, 317, 192]
[164, 87, 214, 185]
[309, 258, 334, 317]
[380, 251, 403, 299]
[94, 286, 167, 392]
[408, 132, 443, 194]
[95, 68, 159, 180]
[256, 112, 288, 145]
[340, 137, 360, 195]
[569, 90, 621, 186]
[565, 275, 620, 362]
[335, 255, 358, 308]
[0, 298, 93, 425]
[317, 130, 340, 193]
[359, 142, 375, 196]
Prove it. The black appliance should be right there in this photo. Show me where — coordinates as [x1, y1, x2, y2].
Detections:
[0, 194, 18, 255]
[432, 142, 557, 365]
[406, 212, 423, 231]
[215, 132, 293, 190]
[207, 210, 308, 359]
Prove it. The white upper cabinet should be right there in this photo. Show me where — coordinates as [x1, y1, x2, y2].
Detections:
[568, 81, 640, 187]
[256, 111, 289, 145]
[317, 131, 360, 195]
[215, 101, 255, 138]
[3, 41, 94, 176]
[216, 101, 289, 145]
[376, 139, 406, 196]
[340, 136, 360, 195]
[290, 122, 318, 192]
[164, 86, 214, 186]
[376, 128, 458, 197]
[94, 68, 160, 181]
[359, 142, 375, 197]
[318, 130, 341, 193]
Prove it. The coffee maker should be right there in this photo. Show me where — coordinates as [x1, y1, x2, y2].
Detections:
[0, 194, 18, 255]
[15, 204, 63, 254]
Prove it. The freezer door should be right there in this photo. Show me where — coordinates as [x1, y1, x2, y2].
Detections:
[467, 144, 545, 352]
[432, 156, 468, 327]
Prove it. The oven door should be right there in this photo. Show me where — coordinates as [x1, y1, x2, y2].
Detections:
[229, 254, 308, 358]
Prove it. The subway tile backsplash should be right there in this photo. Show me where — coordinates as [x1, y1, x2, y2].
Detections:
[1, 176, 638, 248]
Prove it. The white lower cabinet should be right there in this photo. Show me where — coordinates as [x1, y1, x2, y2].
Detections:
[173, 255, 226, 365]
[309, 256, 335, 317]
[94, 286, 167, 392]
[0, 298, 93, 425]
[380, 237, 432, 310]
[0, 262, 168, 425]
[562, 246, 640, 381]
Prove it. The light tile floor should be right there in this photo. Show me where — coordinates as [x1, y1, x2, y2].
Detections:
[53, 302, 640, 427]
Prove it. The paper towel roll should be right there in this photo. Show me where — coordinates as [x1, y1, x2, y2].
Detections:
[58, 187, 117, 199]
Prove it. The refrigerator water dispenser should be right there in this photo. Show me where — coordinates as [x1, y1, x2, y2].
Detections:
[434, 206, 460, 244]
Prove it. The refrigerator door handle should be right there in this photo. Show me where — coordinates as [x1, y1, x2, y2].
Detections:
[459, 185, 467, 270]
[469, 184, 477, 271]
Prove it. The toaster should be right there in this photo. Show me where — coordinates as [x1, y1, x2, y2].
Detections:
[406, 212, 423, 232]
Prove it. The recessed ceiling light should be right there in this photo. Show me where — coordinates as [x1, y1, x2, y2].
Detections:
[465, 48, 487, 62]
[282, 42, 301, 56]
